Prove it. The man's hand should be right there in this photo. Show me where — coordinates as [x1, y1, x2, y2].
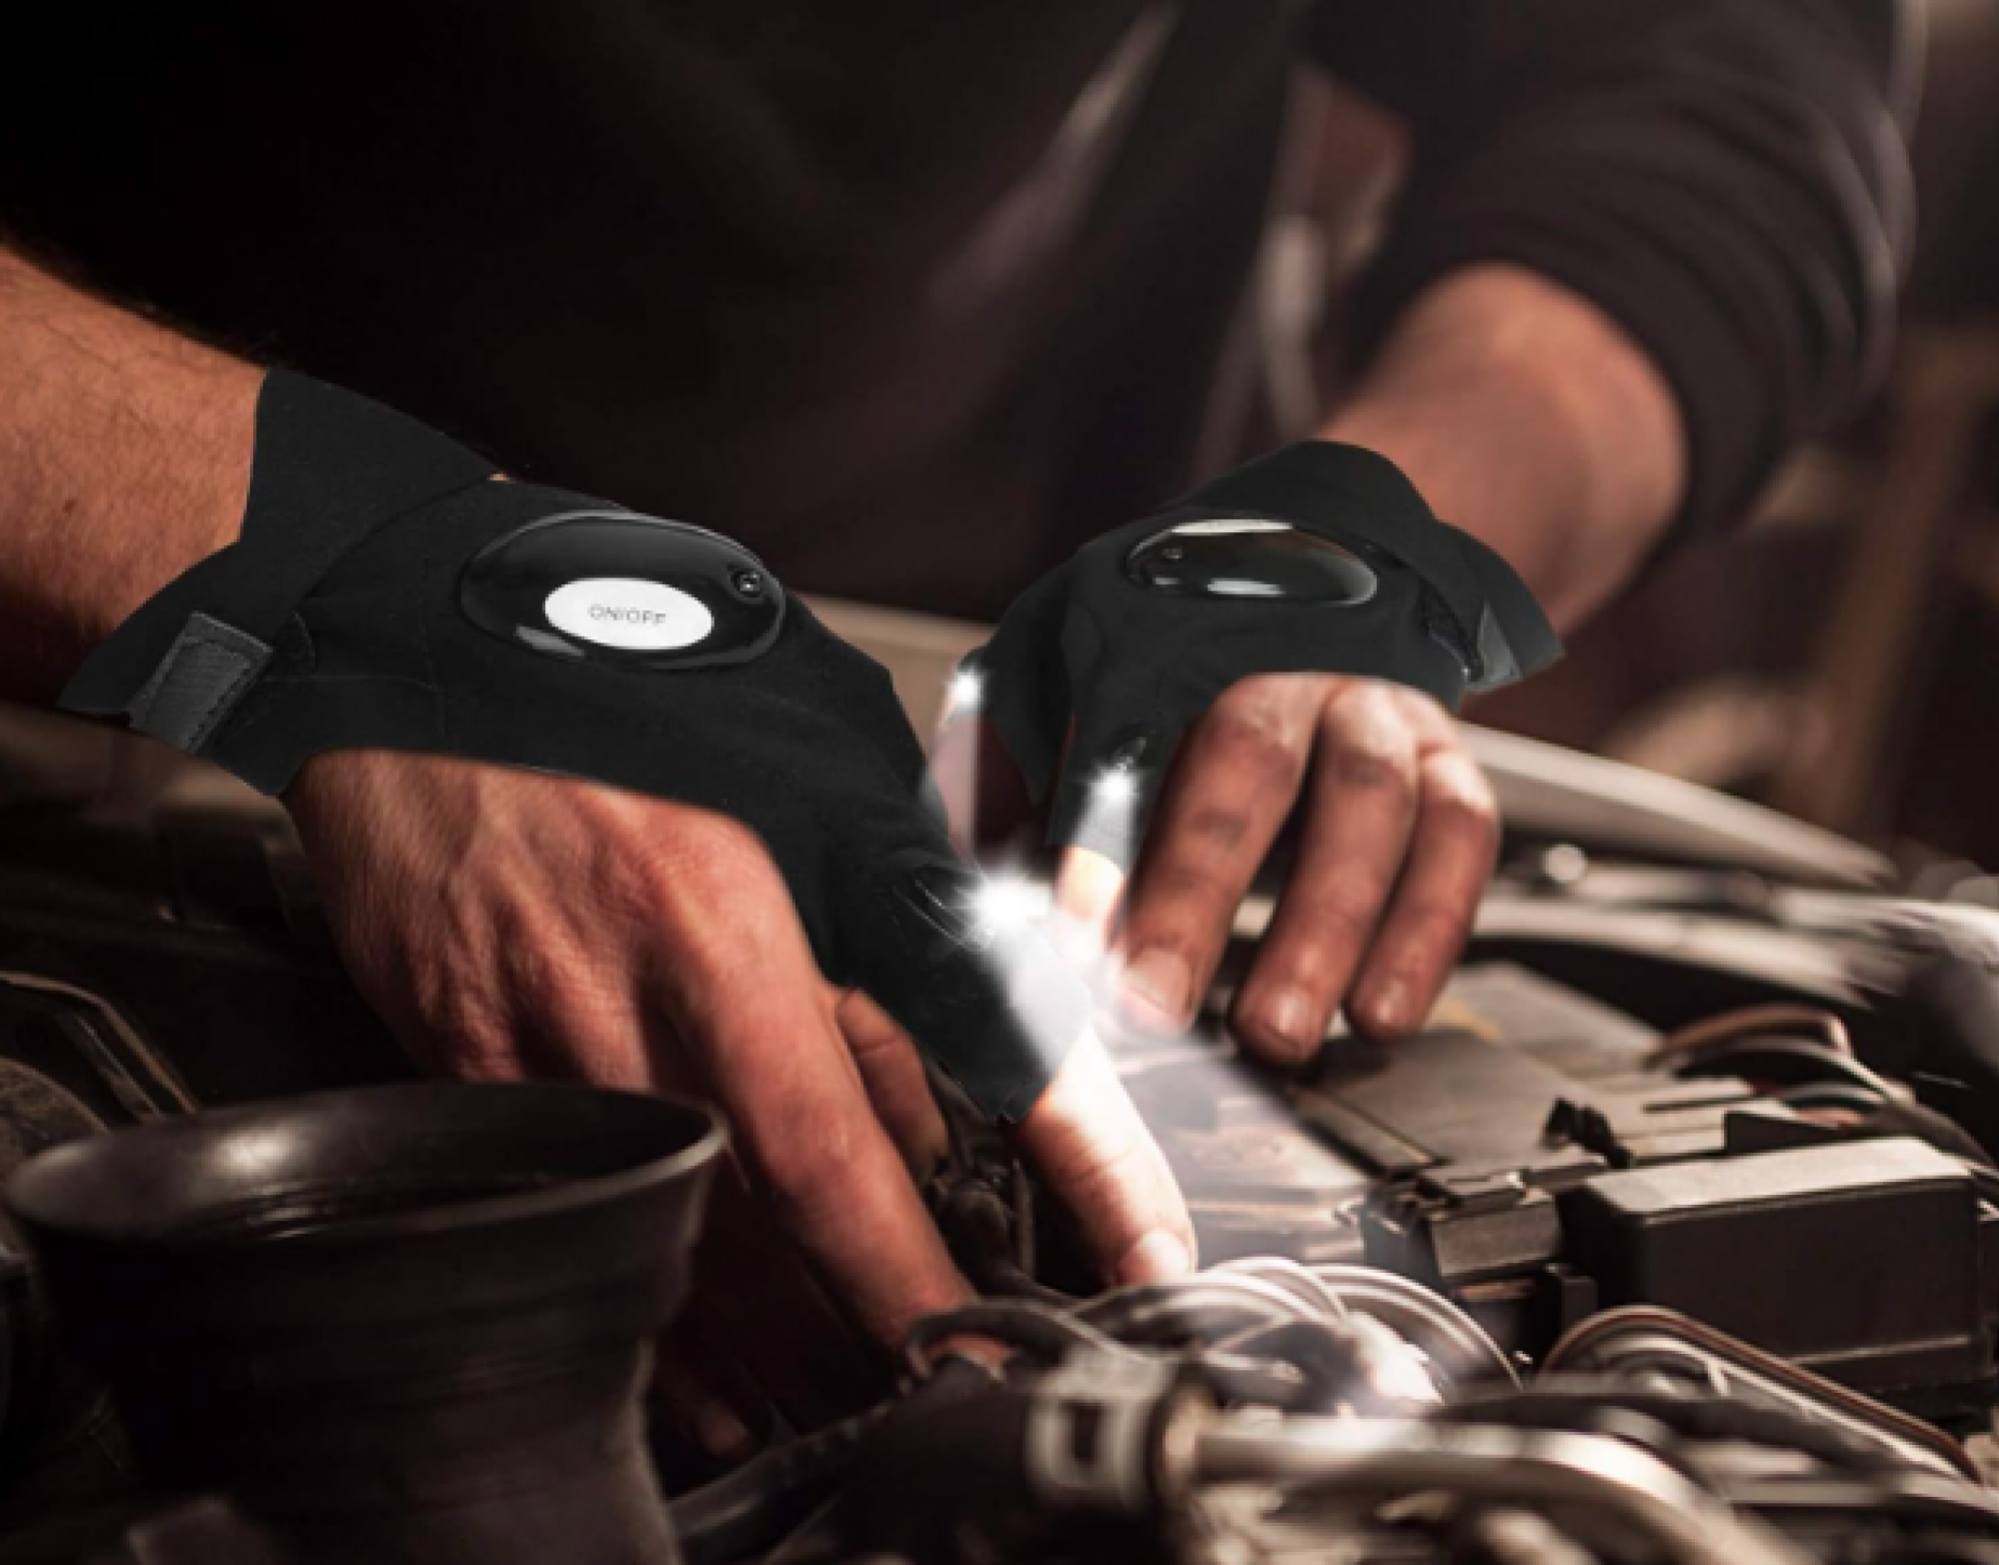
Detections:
[1028, 265, 1683, 1059]
[286, 748, 1193, 1438]
[0, 250, 1194, 1443]
[1046, 674, 1495, 1061]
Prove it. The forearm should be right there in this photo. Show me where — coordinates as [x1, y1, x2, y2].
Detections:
[0, 246, 259, 703]
[1323, 263, 1686, 632]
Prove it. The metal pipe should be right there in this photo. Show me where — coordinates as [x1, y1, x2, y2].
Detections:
[1185, 1415, 1813, 1565]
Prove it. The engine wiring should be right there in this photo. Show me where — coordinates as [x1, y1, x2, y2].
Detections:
[669, 998, 1999, 1565]
[670, 1253, 1999, 1565]
[1648, 1005, 1857, 1065]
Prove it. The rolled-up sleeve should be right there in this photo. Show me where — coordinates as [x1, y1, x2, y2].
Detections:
[1309, 0, 1917, 542]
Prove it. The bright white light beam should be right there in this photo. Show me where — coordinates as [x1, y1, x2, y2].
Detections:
[946, 668, 986, 715]
[968, 869, 1047, 938]
[1090, 765, 1141, 810]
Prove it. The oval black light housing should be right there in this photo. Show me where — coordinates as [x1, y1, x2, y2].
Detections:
[461, 510, 785, 669]
[1125, 519, 1379, 604]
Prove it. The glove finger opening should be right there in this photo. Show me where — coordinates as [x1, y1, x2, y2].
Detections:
[1045, 705, 1175, 874]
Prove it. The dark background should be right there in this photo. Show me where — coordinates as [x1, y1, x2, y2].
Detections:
[1452, 0, 1999, 874]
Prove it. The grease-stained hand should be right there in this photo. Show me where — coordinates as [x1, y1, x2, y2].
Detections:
[284, 749, 1193, 1449]
[1039, 674, 1497, 1061]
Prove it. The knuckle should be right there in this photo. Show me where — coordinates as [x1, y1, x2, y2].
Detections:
[1308, 893, 1382, 950]
[1325, 676, 1403, 726]
[1424, 753, 1498, 818]
[1427, 783, 1500, 850]
[378, 903, 532, 1076]
[1275, 860, 1398, 959]
[1180, 806, 1252, 855]
[1425, 890, 1479, 943]
[667, 816, 774, 887]
[610, 813, 779, 944]
[587, 843, 691, 943]
[845, 1017, 915, 1072]
[1137, 865, 1233, 921]
[1198, 701, 1307, 783]
[837, 998, 892, 1052]
[595, 856, 674, 934]
[1328, 735, 1415, 798]
[1397, 897, 1476, 961]
[1387, 681, 1453, 728]
[419, 986, 524, 1079]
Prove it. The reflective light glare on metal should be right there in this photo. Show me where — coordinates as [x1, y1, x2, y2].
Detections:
[1125, 519, 1379, 604]
[218, 1126, 296, 1179]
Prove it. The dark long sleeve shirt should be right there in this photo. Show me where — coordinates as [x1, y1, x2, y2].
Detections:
[0, 2, 1912, 618]
[1318, 0, 1914, 547]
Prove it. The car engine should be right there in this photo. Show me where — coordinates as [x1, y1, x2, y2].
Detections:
[4, 724, 1999, 1564]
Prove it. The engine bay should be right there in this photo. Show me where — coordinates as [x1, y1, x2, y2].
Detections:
[5, 734, 1999, 1564]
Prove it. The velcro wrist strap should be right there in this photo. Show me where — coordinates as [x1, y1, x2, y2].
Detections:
[61, 371, 497, 750]
[121, 611, 274, 751]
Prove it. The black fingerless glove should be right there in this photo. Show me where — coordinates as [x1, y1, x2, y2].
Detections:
[971, 442, 1560, 863]
[62, 372, 1086, 1122]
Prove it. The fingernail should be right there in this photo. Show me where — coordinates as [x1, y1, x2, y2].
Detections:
[1121, 948, 1192, 1029]
[1259, 986, 1318, 1055]
[1119, 1229, 1194, 1285]
[1368, 978, 1414, 1036]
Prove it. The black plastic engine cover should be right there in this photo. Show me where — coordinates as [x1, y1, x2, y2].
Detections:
[1559, 1138, 1996, 1398]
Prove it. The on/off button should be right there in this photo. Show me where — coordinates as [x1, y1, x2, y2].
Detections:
[460, 510, 784, 668]
[543, 577, 715, 651]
